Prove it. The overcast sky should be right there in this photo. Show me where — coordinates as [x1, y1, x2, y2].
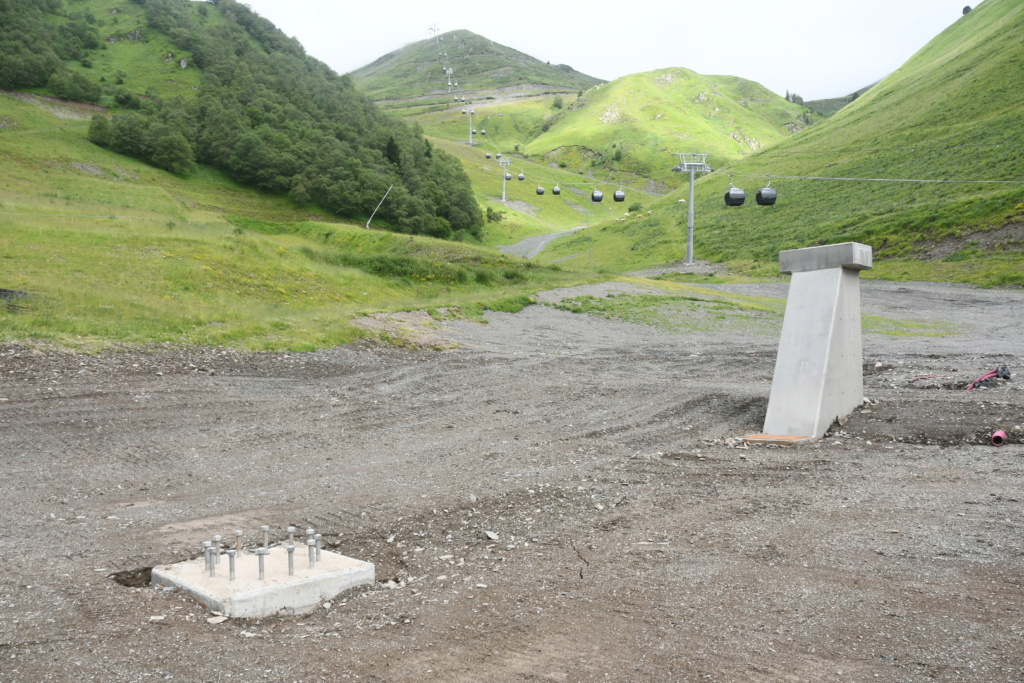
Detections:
[239, 0, 979, 100]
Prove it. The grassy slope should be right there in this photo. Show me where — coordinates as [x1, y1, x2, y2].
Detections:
[535, 0, 1024, 286]
[412, 94, 662, 243]
[40, 0, 203, 104]
[0, 91, 583, 350]
[527, 69, 816, 183]
[350, 30, 603, 102]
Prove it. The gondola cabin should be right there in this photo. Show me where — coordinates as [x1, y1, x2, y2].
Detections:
[613, 190, 626, 202]
[485, 152, 492, 159]
[756, 187, 777, 206]
[552, 186, 561, 195]
[536, 186, 545, 195]
[505, 173, 513, 180]
[518, 173, 525, 181]
[724, 187, 746, 206]
[592, 190, 604, 202]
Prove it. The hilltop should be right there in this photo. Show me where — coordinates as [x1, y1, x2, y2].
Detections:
[349, 29, 603, 103]
[525, 69, 816, 184]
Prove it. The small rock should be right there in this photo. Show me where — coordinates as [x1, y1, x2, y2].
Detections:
[149, 615, 166, 622]
[207, 616, 228, 625]
[484, 531, 499, 541]
[475, 583, 488, 589]
[469, 494, 478, 503]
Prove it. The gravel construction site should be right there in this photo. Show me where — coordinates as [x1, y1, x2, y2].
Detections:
[1, 278, 1022, 682]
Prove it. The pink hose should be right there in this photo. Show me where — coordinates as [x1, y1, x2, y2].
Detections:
[992, 430, 1007, 446]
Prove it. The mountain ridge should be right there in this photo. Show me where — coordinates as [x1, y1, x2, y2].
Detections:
[349, 29, 604, 101]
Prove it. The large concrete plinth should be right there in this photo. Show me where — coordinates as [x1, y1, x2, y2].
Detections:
[152, 549, 375, 618]
[762, 242, 872, 439]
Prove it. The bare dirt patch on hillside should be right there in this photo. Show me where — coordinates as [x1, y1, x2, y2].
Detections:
[1, 280, 1022, 682]
[4, 90, 106, 120]
[918, 220, 1024, 260]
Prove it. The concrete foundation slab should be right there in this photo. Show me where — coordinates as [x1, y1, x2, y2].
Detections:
[152, 549, 374, 619]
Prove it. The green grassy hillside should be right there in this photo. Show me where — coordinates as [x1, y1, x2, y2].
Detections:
[350, 29, 603, 104]
[403, 69, 817, 198]
[2, 0, 486, 239]
[527, 69, 817, 185]
[0, 91, 583, 349]
[533, 0, 1024, 286]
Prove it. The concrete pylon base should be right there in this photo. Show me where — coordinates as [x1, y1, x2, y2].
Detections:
[152, 549, 375, 619]
[762, 243, 872, 438]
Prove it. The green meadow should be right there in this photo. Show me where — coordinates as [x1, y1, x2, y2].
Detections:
[0, 91, 583, 350]
[3, 0, 1023, 352]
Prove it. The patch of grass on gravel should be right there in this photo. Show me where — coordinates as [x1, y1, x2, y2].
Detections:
[549, 280, 961, 338]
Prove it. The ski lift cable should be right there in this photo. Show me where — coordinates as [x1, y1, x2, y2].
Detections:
[717, 170, 1024, 185]
[754, 141, 1012, 157]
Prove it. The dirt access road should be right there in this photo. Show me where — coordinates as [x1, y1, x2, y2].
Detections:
[1, 279, 1022, 682]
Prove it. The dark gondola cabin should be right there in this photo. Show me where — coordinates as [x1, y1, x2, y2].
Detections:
[552, 186, 561, 195]
[505, 173, 513, 180]
[592, 190, 604, 202]
[536, 186, 545, 195]
[485, 152, 492, 159]
[518, 173, 525, 181]
[613, 190, 626, 202]
[756, 187, 777, 206]
[724, 187, 746, 206]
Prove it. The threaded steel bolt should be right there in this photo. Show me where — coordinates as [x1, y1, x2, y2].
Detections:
[202, 541, 213, 571]
[207, 547, 216, 578]
[257, 548, 267, 580]
[234, 530, 243, 554]
[261, 525, 270, 548]
[227, 550, 236, 581]
[287, 545, 295, 576]
[213, 535, 222, 564]
[314, 533, 322, 561]
[307, 539, 316, 569]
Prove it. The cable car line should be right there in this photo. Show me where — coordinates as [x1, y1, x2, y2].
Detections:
[718, 171, 1024, 185]
[751, 141, 1013, 157]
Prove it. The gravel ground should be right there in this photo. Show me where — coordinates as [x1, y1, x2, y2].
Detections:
[1, 279, 1022, 682]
